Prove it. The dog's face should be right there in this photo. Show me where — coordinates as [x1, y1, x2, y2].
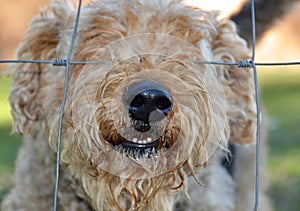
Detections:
[9, 1, 256, 209]
[64, 33, 228, 176]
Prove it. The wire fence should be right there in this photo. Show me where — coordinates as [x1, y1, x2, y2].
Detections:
[1, 0, 300, 210]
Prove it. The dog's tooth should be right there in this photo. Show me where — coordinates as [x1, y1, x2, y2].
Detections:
[117, 145, 122, 152]
[142, 140, 147, 144]
[144, 148, 151, 158]
[138, 140, 143, 144]
[135, 149, 141, 159]
[147, 138, 152, 143]
[115, 145, 122, 152]
[125, 148, 131, 156]
[130, 149, 136, 159]
[143, 150, 148, 158]
[156, 149, 161, 157]
[132, 138, 138, 143]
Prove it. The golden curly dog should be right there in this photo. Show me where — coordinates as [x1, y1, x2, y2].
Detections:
[2, 0, 272, 210]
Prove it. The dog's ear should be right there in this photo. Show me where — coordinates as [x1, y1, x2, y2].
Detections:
[9, 3, 68, 134]
[212, 20, 256, 144]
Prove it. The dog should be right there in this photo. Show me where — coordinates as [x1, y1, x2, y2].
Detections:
[2, 0, 272, 210]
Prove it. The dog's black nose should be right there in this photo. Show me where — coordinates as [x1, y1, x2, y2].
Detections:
[126, 81, 172, 132]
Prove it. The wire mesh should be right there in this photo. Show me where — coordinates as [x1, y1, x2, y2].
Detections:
[1, 0, 300, 210]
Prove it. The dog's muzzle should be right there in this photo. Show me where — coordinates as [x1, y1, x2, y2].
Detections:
[116, 81, 173, 152]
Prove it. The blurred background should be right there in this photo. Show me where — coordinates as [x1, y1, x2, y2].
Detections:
[0, 0, 300, 210]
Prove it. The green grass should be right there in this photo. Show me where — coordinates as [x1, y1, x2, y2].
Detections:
[0, 75, 22, 203]
[0, 76, 21, 174]
[259, 68, 300, 211]
[1, 70, 300, 210]
[0, 125, 21, 203]
[0, 76, 12, 125]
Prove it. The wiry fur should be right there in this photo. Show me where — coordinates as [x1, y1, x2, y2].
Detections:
[2, 0, 271, 210]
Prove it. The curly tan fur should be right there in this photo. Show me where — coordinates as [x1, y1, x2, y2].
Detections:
[2, 0, 271, 210]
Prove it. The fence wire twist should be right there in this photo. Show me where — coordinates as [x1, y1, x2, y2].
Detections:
[1, 0, 300, 210]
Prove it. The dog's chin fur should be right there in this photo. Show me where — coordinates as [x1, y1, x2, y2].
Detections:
[1, 1, 271, 211]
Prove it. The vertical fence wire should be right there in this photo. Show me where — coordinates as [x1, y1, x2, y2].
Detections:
[249, 0, 262, 210]
[53, 0, 83, 210]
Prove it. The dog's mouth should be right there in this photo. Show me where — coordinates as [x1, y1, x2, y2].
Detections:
[109, 133, 171, 159]
[121, 138, 159, 148]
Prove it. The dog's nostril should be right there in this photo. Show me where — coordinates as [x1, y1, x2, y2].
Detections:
[130, 94, 144, 109]
[155, 95, 172, 112]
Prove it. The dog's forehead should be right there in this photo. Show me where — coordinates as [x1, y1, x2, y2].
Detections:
[60, 0, 221, 69]
[76, 1, 217, 38]
[83, 0, 186, 12]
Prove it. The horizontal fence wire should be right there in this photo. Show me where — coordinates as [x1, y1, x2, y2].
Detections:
[0, 59, 253, 67]
[2, 59, 300, 67]
[0, 0, 299, 211]
[0, 59, 106, 65]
